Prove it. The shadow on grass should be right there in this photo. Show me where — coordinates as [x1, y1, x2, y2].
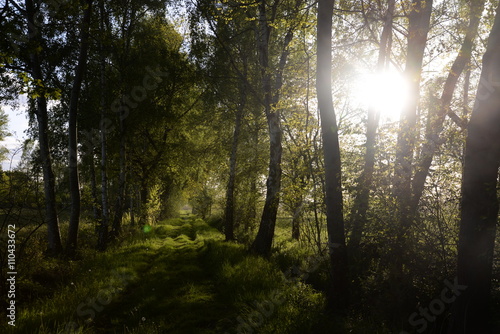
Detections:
[87, 237, 231, 333]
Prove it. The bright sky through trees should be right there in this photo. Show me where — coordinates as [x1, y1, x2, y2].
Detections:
[353, 69, 408, 122]
[0, 102, 28, 170]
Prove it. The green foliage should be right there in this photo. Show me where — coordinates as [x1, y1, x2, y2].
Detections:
[0, 107, 10, 165]
[189, 185, 214, 219]
[259, 282, 325, 334]
[143, 184, 163, 226]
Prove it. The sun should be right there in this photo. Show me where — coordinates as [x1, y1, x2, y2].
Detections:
[353, 69, 409, 122]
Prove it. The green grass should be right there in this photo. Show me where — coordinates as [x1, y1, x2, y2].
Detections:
[2, 215, 393, 334]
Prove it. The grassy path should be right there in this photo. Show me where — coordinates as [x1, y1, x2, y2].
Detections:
[93, 232, 228, 333]
[90, 218, 234, 334]
[11, 216, 327, 334]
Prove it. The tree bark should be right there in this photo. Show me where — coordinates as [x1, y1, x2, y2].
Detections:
[410, 0, 485, 218]
[24, 0, 62, 255]
[317, 0, 349, 312]
[129, 187, 135, 226]
[89, 149, 101, 224]
[349, 0, 395, 249]
[66, 0, 93, 257]
[291, 198, 302, 240]
[224, 88, 246, 241]
[251, 104, 282, 255]
[245, 124, 259, 233]
[251, 1, 293, 256]
[448, 3, 500, 333]
[111, 107, 126, 236]
[393, 0, 433, 238]
[97, 0, 109, 251]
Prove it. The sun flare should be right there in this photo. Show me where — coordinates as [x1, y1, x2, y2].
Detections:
[353, 69, 409, 122]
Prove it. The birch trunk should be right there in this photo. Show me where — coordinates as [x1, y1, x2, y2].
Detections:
[67, 0, 93, 257]
[24, 0, 62, 255]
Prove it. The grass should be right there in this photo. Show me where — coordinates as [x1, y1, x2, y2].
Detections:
[1, 214, 394, 334]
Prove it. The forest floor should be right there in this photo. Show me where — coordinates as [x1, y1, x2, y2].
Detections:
[7, 214, 497, 333]
[10, 213, 500, 334]
[8, 216, 358, 334]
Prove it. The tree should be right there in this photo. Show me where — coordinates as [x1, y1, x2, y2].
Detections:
[279, 10, 317, 242]
[394, 0, 433, 231]
[96, 0, 109, 251]
[250, 0, 282, 255]
[317, 0, 349, 312]
[409, 0, 485, 218]
[349, 0, 395, 250]
[448, 2, 500, 332]
[24, 0, 63, 255]
[224, 78, 246, 241]
[189, 0, 255, 242]
[66, 0, 93, 257]
[250, 0, 296, 256]
[109, 2, 135, 238]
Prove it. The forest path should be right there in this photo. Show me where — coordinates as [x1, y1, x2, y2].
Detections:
[90, 217, 231, 334]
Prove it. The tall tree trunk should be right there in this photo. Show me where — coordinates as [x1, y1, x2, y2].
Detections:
[224, 88, 246, 241]
[24, 0, 62, 255]
[97, 0, 109, 251]
[349, 0, 395, 249]
[251, 1, 292, 256]
[410, 0, 485, 218]
[111, 102, 126, 236]
[66, 0, 93, 257]
[89, 150, 101, 224]
[291, 198, 302, 240]
[317, 0, 349, 312]
[129, 186, 135, 226]
[462, 65, 471, 118]
[97, 73, 109, 251]
[390, 0, 433, 318]
[109, 3, 135, 237]
[393, 0, 433, 248]
[245, 123, 259, 233]
[251, 102, 282, 255]
[448, 3, 500, 333]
